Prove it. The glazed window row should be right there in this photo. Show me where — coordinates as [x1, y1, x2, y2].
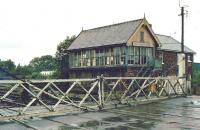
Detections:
[69, 46, 154, 68]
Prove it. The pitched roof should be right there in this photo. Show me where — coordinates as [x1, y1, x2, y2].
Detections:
[67, 18, 195, 54]
[156, 34, 195, 54]
[68, 19, 143, 50]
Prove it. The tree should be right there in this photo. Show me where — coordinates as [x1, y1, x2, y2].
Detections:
[56, 35, 76, 78]
[56, 35, 76, 58]
[0, 59, 16, 77]
[15, 64, 32, 78]
[0, 59, 16, 72]
[27, 55, 58, 79]
[29, 55, 57, 72]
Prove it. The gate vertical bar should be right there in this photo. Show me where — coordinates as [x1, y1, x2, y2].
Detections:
[98, 75, 104, 109]
[101, 75, 105, 107]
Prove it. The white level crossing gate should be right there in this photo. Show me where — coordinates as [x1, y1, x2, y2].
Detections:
[0, 76, 188, 120]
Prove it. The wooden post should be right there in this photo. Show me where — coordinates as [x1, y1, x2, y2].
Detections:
[97, 75, 104, 110]
[101, 75, 105, 107]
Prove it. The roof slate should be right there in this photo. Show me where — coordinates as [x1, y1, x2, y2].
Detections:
[156, 34, 195, 54]
[67, 19, 143, 50]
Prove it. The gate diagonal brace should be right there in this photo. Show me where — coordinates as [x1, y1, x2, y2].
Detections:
[177, 79, 187, 95]
[129, 79, 156, 100]
[79, 81, 99, 107]
[52, 81, 78, 110]
[105, 79, 121, 102]
[135, 79, 152, 99]
[33, 85, 83, 110]
[20, 82, 53, 114]
[167, 79, 178, 95]
[121, 80, 135, 100]
[158, 79, 169, 96]
[77, 82, 100, 106]
[0, 83, 20, 100]
[134, 79, 149, 99]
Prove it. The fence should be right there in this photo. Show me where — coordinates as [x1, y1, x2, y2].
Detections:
[0, 76, 187, 117]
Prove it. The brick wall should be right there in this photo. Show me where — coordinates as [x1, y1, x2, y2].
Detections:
[163, 51, 178, 76]
[69, 67, 127, 78]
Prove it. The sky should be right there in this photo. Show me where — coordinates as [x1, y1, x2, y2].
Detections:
[0, 0, 199, 65]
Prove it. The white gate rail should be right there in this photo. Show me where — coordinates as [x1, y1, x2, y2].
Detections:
[0, 76, 187, 116]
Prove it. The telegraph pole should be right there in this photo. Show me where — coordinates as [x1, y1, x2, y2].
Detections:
[181, 6, 184, 53]
[179, 4, 191, 94]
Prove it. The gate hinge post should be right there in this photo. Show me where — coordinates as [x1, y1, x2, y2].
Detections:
[97, 74, 104, 110]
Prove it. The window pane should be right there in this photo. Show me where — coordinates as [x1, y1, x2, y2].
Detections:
[134, 47, 140, 64]
[140, 32, 144, 42]
[99, 49, 104, 66]
[120, 47, 125, 65]
[78, 51, 81, 66]
[110, 48, 114, 65]
[114, 47, 120, 65]
[128, 47, 134, 64]
[105, 48, 110, 65]
[90, 50, 95, 66]
[86, 50, 90, 66]
[96, 49, 99, 66]
[75, 52, 78, 67]
[82, 50, 87, 66]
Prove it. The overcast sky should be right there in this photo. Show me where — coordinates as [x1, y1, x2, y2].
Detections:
[0, 0, 199, 65]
